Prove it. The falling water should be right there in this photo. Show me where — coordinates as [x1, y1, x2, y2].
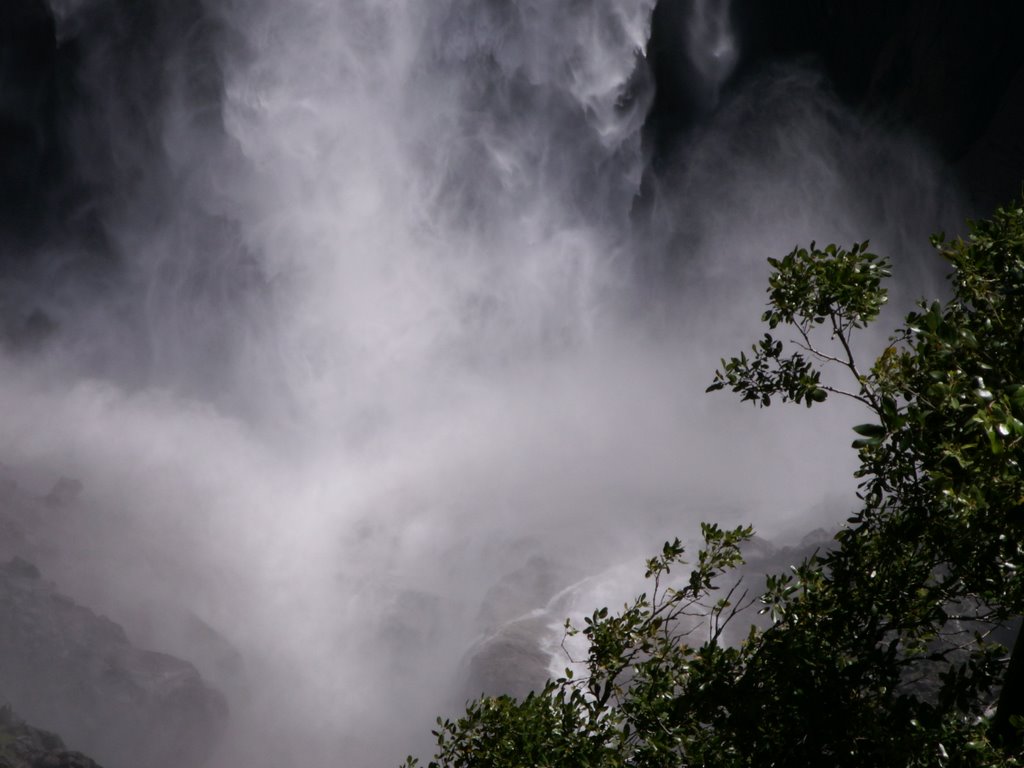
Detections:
[686, 0, 738, 107]
[0, 1, 963, 766]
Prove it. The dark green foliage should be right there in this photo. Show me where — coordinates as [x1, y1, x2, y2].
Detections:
[408, 201, 1024, 767]
[406, 525, 757, 768]
[707, 241, 890, 408]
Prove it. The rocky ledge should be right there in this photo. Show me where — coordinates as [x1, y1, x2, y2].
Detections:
[0, 704, 103, 768]
[0, 558, 227, 768]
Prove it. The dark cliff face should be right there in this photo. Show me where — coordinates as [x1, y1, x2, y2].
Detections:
[0, 468, 238, 768]
[0, 0, 249, 388]
[0, 704, 104, 768]
[0, 557, 228, 768]
[3, 1, 1023, 279]
[0, 0, 226, 270]
[732, 0, 1024, 158]
[0, 2, 62, 252]
[644, 0, 1024, 211]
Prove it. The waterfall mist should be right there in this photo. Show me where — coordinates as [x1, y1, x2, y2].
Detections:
[0, 2, 965, 765]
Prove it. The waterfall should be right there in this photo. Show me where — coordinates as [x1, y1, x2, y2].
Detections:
[0, 2, 964, 766]
[686, 0, 738, 106]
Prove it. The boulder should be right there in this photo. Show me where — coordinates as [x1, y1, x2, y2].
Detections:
[462, 613, 558, 701]
[0, 558, 227, 768]
[0, 703, 103, 768]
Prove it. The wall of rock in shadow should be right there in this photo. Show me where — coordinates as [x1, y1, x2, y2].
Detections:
[0, 556, 227, 768]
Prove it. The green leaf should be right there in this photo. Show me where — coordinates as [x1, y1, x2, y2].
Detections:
[852, 437, 882, 449]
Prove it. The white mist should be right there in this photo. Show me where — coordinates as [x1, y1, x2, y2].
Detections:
[1, 2, 963, 766]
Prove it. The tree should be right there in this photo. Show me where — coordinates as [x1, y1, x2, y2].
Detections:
[406, 200, 1024, 767]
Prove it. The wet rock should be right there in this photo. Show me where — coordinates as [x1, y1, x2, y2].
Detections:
[0, 703, 104, 768]
[42, 478, 82, 509]
[0, 559, 40, 581]
[462, 613, 558, 700]
[125, 606, 246, 694]
[477, 555, 570, 632]
[0, 558, 227, 768]
[727, 0, 1024, 208]
[460, 526, 847, 701]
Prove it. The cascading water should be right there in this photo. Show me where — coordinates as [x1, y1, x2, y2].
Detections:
[685, 0, 738, 108]
[0, 2, 965, 766]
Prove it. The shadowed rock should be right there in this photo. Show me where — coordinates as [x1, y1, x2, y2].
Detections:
[0, 558, 227, 768]
[0, 703, 103, 768]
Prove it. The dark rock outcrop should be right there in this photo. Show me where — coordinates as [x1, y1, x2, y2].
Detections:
[460, 528, 843, 701]
[733, 1, 1024, 157]
[0, 468, 245, 699]
[462, 612, 557, 700]
[0, 1, 63, 252]
[732, 1, 1024, 209]
[0, 704, 103, 768]
[0, 0, 227, 257]
[0, 557, 227, 768]
[476, 555, 571, 633]
[645, 1, 1024, 211]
